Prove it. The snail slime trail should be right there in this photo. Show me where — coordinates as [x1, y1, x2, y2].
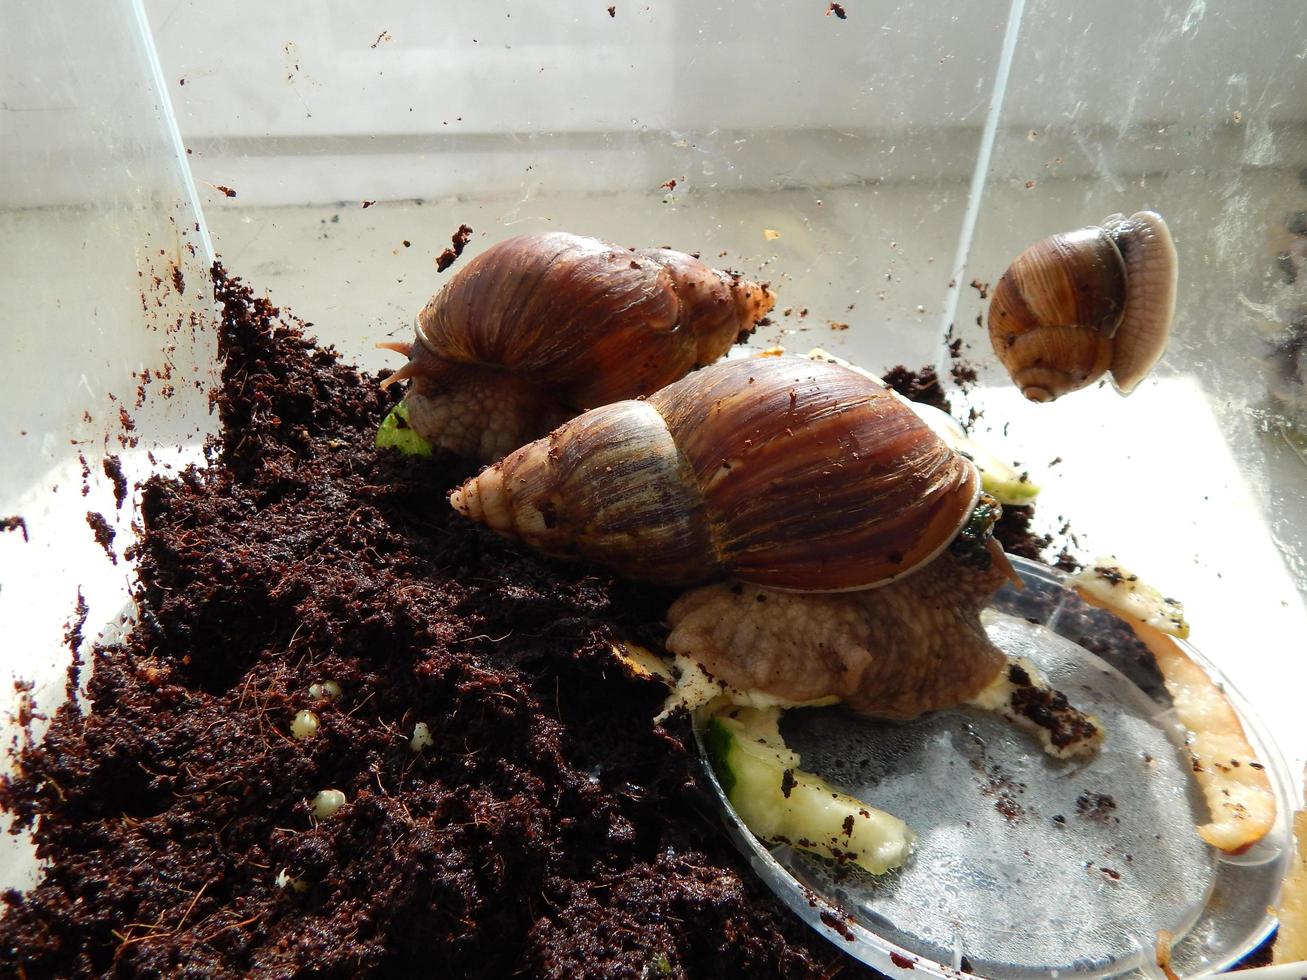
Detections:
[0, 265, 864, 979]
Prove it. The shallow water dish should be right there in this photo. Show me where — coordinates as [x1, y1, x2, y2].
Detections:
[697, 556, 1295, 979]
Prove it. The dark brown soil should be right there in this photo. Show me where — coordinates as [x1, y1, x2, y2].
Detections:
[881, 364, 948, 412]
[435, 224, 474, 273]
[103, 456, 128, 510]
[947, 338, 979, 390]
[993, 505, 1081, 573]
[0, 267, 865, 979]
[85, 511, 116, 564]
[1075, 792, 1118, 824]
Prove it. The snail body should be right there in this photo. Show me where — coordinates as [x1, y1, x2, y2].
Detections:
[988, 211, 1178, 402]
[381, 232, 774, 461]
[452, 356, 1019, 718]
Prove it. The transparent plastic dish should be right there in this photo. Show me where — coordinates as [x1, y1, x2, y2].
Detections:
[695, 555, 1296, 978]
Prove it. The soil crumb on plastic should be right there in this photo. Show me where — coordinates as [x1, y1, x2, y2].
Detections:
[1075, 792, 1118, 823]
[103, 456, 128, 509]
[84, 511, 116, 563]
[881, 364, 948, 412]
[436, 223, 474, 272]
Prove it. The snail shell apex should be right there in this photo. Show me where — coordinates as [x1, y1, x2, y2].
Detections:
[988, 211, 1178, 402]
[451, 356, 981, 592]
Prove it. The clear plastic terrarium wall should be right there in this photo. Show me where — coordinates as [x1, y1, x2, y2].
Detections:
[3, 0, 1306, 927]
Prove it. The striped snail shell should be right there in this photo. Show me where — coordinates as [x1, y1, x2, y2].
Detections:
[380, 232, 774, 461]
[450, 356, 981, 591]
[988, 211, 1178, 402]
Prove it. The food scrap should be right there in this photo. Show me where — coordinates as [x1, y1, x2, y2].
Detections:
[1274, 805, 1307, 961]
[1127, 621, 1276, 853]
[375, 398, 434, 457]
[708, 707, 914, 875]
[1068, 561, 1275, 851]
[966, 658, 1103, 759]
[1068, 560, 1188, 638]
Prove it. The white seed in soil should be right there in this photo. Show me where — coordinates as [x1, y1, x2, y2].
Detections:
[410, 722, 433, 752]
[311, 788, 347, 820]
[290, 710, 319, 740]
[308, 680, 342, 701]
[275, 868, 308, 892]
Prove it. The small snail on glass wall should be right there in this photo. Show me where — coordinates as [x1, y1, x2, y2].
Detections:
[988, 211, 1178, 402]
[379, 232, 774, 461]
[450, 355, 1099, 752]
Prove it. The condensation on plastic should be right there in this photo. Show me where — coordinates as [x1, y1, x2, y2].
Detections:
[697, 556, 1296, 979]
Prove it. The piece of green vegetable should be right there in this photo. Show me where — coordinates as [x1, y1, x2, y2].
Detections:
[707, 707, 914, 875]
[375, 401, 434, 456]
[904, 399, 1039, 505]
[977, 465, 1040, 505]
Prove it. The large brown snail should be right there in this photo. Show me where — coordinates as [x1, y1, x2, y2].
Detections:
[379, 232, 775, 461]
[451, 355, 1036, 722]
[988, 211, 1178, 402]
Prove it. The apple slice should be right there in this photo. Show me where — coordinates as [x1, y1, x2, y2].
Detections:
[1071, 598, 1277, 854]
[1070, 562, 1274, 851]
[1274, 806, 1307, 963]
[1068, 559, 1189, 639]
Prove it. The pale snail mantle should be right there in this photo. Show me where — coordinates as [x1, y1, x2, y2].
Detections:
[988, 210, 1179, 403]
[378, 231, 774, 462]
[450, 354, 1098, 734]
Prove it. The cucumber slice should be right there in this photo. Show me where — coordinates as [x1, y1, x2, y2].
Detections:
[707, 707, 914, 875]
[375, 400, 434, 457]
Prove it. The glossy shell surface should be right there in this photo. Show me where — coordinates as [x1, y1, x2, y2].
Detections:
[415, 231, 770, 409]
[452, 356, 981, 591]
[988, 225, 1127, 402]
